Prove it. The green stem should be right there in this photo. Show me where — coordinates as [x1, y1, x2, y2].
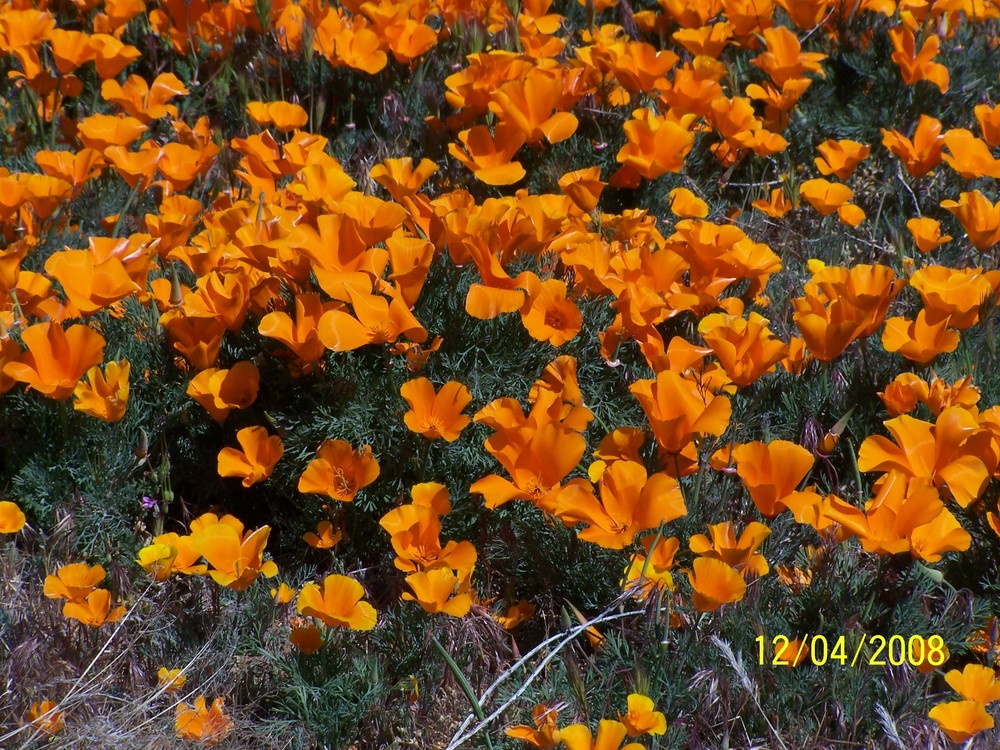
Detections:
[431, 635, 494, 749]
[111, 181, 142, 239]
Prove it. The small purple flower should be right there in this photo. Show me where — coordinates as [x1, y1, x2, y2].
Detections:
[141, 495, 159, 511]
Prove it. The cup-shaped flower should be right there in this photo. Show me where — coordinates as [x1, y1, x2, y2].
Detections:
[928, 700, 993, 743]
[217, 426, 284, 488]
[298, 439, 380, 502]
[619, 693, 667, 736]
[945, 664, 1000, 704]
[698, 312, 788, 387]
[296, 574, 377, 630]
[191, 522, 278, 591]
[730, 440, 816, 517]
[73, 360, 130, 422]
[505, 703, 561, 750]
[175, 696, 234, 745]
[400, 378, 472, 442]
[157, 667, 186, 693]
[0, 500, 26, 533]
[560, 719, 645, 750]
[687, 557, 747, 612]
[62, 588, 126, 627]
[402, 568, 473, 617]
[44, 562, 106, 602]
[3, 321, 106, 400]
[25, 701, 65, 736]
[186, 361, 260, 422]
[689, 521, 771, 577]
[302, 520, 342, 549]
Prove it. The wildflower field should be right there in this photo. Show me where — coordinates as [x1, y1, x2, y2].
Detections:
[2, 0, 1000, 745]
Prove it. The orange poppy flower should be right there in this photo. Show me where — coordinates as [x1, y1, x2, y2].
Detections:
[814, 139, 870, 179]
[941, 129, 1000, 180]
[303, 520, 342, 549]
[888, 26, 948, 93]
[622, 535, 680, 600]
[858, 408, 993, 507]
[666, 187, 708, 219]
[73, 360, 130, 422]
[370, 157, 438, 201]
[4, 321, 105, 401]
[186, 361, 260, 422]
[616, 108, 696, 180]
[689, 521, 770, 577]
[44, 249, 140, 316]
[751, 186, 795, 218]
[910, 265, 994, 330]
[944, 664, 1000, 703]
[76, 113, 147, 151]
[0, 500, 26, 533]
[190, 520, 278, 591]
[619, 693, 667, 737]
[25, 701, 65, 736]
[63, 588, 126, 627]
[488, 69, 578, 146]
[89, 33, 141, 78]
[974, 103, 1000, 147]
[380, 483, 477, 576]
[157, 667, 187, 693]
[385, 233, 434, 308]
[697, 312, 788, 387]
[906, 217, 951, 252]
[940, 190, 1000, 250]
[137, 532, 207, 579]
[448, 123, 526, 185]
[729, 440, 817, 517]
[558, 167, 606, 213]
[217, 426, 284, 488]
[402, 567, 473, 617]
[317, 286, 427, 351]
[881, 115, 944, 178]
[298, 439, 380, 502]
[928, 701, 993, 743]
[519, 277, 583, 347]
[505, 703, 561, 750]
[881, 310, 960, 364]
[798, 178, 854, 216]
[164, 315, 226, 370]
[879, 373, 980, 418]
[400, 378, 472, 442]
[35, 148, 106, 193]
[687, 556, 747, 612]
[43, 562, 106, 602]
[296, 574, 377, 630]
[556, 461, 686, 549]
[175, 696, 234, 745]
[751, 26, 826, 87]
[629, 370, 731, 476]
[101, 73, 189, 122]
[247, 100, 309, 131]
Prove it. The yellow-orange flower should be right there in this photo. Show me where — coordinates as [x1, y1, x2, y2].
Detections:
[298, 439, 380, 502]
[175, 696, 234, 745]
[217, 426, 284, 488]
[400, 378, 472, 442]
[297, 574, 377, 630]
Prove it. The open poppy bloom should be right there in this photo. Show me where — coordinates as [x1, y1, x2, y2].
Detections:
[690, 521, 771, 577]
[448, 123, 527, 185]
[43, 562, 106, 602]
[906, 217, 951, 252]
[751, 187, 794, 218]
[556, 461, 686, 549]
[488, 69, 578, 146]
[175, 696, 234, 745]
[619, 693, 667, 736]
[380, 483, 477, 576]
[400, 378, 472, 442]
[317, 286, 427, 351]
[941, 129, 1000, 180]
[101, 73, 189, 122]
[0, 500, 26, 533]
[62, 588, 126, 627]
[25, 701, 65, 736]
[940, 190, 1000, 250]
[73, 360, 130, 422]
[298, 439, 380, 502]
[858, 408, 994, 507]
[881, 310, 960, 364]
[296, 574, 377, 630]
[559, 167, 606, 213]
[519, 277, 583, 347]
[186, 361, 260, 422]
[687, 556, 747, 612]
[888, 26, 949, 93]
[616, 108, 696, 179]
[505, 703, 561, 749]
[623, 534, 679, 600]
[190, 521, 278, 591]
[750, 26, 826, 87]
[247, 100, 309, 131]
[944, 664, 1000, 703]
[217, 426, 284, 487]
[138, 533, 207, 580]
[697, 312, 788, 387]
[303, 520, 342, 549]
[259, 293, 338, 364]
[402, 567, 473, 617]
[881, 115, 944, 178]
[4, 322, 106, 401]
[928, 700, 993, 743]
[729, 440, 817, 517]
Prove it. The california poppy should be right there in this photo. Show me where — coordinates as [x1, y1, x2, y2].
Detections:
[303, 520, 342, 549]
[297, 574, 377, 630]
[940, 190, 1000, 250]
[298, 439, 380, 502]
[888, 26, 949, 93]
[157, 667, 187, 693]
[619, 693, 667, 736]
[0, 500, 26, 533]
[175, 696, 234, 745]
[402, 567, 473, 617]
[44, 562, 106, 602]
[25, 701, 65, 736]
[687, 556, 747, 612]
[505, 703, 561, 750]
[4, 322, 105, 401]
[881, 115, 944, 178]
[928, 701, 993, 743]
[689, 521, 771, 577]
[217, 426, 284, 487]
[400, 378, 472, 442]
[190, 521, 278, 591]
[448, 123, 527, 185]
[73, 360, 130, 422]
[186, 361, 260, 422]
[63, 588, 126, 627]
